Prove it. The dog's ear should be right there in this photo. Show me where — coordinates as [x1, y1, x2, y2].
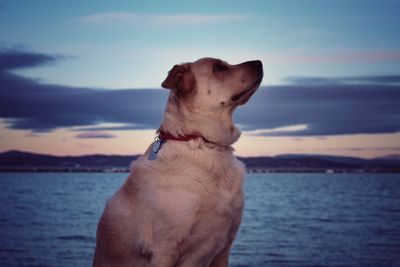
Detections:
[161, 64, 195, 94]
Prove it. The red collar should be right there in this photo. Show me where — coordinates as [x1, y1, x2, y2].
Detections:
[158, 131, 201, 142]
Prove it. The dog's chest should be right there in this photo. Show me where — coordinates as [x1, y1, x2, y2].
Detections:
[180, 159, 245, 231]
[153, 160, 244, 222]
[181, 168, 244, 261]
[126, 146, 246, 264]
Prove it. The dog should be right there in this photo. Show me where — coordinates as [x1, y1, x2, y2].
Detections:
[93, 58, 263, 267]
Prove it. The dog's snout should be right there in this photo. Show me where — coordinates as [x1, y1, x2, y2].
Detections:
[244, 60, 263, 75]
[248, 60, 262, 69]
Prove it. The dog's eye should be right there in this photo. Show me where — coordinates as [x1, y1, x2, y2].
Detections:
[213, 62, 228, 73]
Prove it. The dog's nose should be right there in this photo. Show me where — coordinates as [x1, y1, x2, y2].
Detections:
[246, 60, 263, 75]
[248, 60, 263, 69]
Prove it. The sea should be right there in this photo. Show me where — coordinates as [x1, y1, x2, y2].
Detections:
[0, 172, 399, 267]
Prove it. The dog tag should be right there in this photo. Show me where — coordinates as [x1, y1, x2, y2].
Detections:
[148, 140, 164, 161]
[148, 149, 157, 161]
[152, 140, 161, 153]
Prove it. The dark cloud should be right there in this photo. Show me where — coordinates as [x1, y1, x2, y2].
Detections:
[0, 49, 400, 136]
[75, 132, 116, 139]
[72, 125, 144, 132]
[236, 83, 400, 136]
[0, 79, 167, 132]
[0, 49, 167, 132]
[249, 73, 400, 137]
[286, 75, 400, 85]
[0, 49, 58, 71]
[352, 75, 400, 84]
[344, 147, 400, 152]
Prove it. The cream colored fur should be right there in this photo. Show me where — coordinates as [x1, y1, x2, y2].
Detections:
[93, 57, 263, 267]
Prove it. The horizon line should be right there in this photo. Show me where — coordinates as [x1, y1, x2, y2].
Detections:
[1, 149, 398, 160]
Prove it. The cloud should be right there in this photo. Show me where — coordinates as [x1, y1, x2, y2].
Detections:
[0, 49, 167, 132]
[82, 12, 249, 25]
[286, 75, 400, 85]
[1, 49, 400, 137]
[82, 12, 138, 23]
[244, 124, 308, 136]
[265, 50, 400, 64]
[75, 132, 116, 139]
[313, 147, 400, 152]
[152, 14, 249, 24]
[0, 49, 58, 71]
[234, 83, 400, 136]
[71, 123, 144, 132]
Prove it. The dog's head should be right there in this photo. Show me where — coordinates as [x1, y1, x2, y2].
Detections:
[161, 57, 263, 146]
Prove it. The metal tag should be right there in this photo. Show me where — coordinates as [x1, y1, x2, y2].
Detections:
[148, 140, 164, 161]
[152, 140, 161, 153]
[148, 149, 157, 161]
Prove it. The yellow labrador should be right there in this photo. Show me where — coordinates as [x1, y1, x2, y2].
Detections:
[93, 58, 263, 267]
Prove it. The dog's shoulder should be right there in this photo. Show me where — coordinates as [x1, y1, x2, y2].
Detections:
[132, 139, 245, 187]
[124, 140, 244, 209]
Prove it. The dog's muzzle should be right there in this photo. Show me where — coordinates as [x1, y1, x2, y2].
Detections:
[231, 60, 263, 104]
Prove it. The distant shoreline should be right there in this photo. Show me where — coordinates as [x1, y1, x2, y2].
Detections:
[1, 167, 399, 173]
[1, 150, 399, 173]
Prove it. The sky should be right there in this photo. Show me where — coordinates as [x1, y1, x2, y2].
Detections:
[0, 0, 400, 158]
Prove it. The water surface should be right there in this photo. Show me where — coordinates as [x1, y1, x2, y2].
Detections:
[0, 173, 399, 267]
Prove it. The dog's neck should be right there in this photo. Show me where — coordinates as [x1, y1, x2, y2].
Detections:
[158, 131, 203, 142]
[159, 95, 241, 147]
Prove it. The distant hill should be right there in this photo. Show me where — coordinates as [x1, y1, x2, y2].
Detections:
[273, 154, 400, 167]
[0, 150, 399, 172]
[0, 150, 138, 169]
[375, 154, 400, 161]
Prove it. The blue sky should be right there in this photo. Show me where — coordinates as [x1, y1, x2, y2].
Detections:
[0, 0, 400, 157]
[2, 0, 400, 88]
